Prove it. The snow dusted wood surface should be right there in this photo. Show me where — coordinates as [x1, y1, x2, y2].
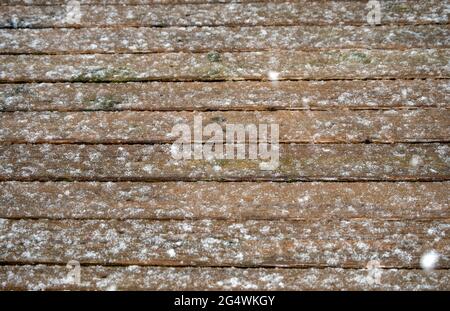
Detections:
[0, 182, 448, 220]
[0, 143, 448, 181]
[1, 49, 449, 82]
[1, 80, 448, 111]
[1, 25, 449, 54]
[0, 219, 448, 268]
[0, 1, 449, 291]
[1, 110, 449, 143]
[0, 1, 448, 28]
[1, 266, 449, 291]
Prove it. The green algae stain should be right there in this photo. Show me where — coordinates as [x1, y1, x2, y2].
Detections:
[207, 51, 222, 63]
[87, 96, 122, 110]
[349, 52, 372, 64]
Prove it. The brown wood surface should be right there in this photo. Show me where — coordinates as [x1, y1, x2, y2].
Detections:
[0, 181, 448, 220]
[1, 265, 449, 291]
[1, 25, 448, 54]
[1, 80, 448, 112]
[1, 110, 448, 144]
[0, 1, 447, 28]
[0, 143, 448, 181]
[1, 49, 448, 82]
[0, 0, 449, 291]
[0, 218, 448, 268]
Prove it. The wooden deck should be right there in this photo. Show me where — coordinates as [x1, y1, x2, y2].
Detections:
[0, 0, 449, 290]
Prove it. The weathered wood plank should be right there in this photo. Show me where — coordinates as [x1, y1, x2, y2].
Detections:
[1, 80, 448, 111]
[0, 218, 448, 268]
[1, 25, 448, 54]
[0, 143, 448, 181]
[1, 265, 449, 291]
[0, 181, 448, 220]
[0, 1, 447, 28]
[0, 0, 339, 5]
[1, 110, 448, 144]
[0, 49, 448, 82]
[2, 1, 282, 4]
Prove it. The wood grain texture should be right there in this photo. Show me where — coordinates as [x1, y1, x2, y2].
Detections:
[2, 80, 448, 112]
[0, 1, 447, 28]
[0, 181, 448, 220]
[1, 0, 449, 291]
[1, 265, 449, 291]
[0, 218, 448, 268]
[1, 25, 448, 54]
[1, 110, 448, 144]
[1, 0, 290, 4]
[0, 143, 448, 181]
[1, 49, 448, 82]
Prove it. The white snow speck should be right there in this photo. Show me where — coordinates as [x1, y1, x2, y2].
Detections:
[167, 249, 176, 258]
[267, 71, 279, 81]
[409, 155, 422, 167]
[142, 164, 153, 173]
[420, 250, 439, 271]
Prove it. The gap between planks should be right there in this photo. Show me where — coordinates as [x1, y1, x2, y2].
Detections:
[1, 262, 450, 271]
[1, 78, 449, 84]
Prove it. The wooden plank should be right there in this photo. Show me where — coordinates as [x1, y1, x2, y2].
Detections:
[0, 0, 325, 5]
[1, 110, 448, 144]
[0, 265, 449, 290]
[0, 49, 448, 82]
[0, 218, 448, 268]
[0, 181, 448, 220]
[0, 143, 448, 181]
[0, 1, 447, 28]
[2, 1, 280, 5]
[1, 80, 448, 112]
[1, 25, 448, 54]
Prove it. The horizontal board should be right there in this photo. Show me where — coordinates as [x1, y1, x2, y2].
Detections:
[0, 143, 448, 181]
[0, 1, 447, 28]
[0, 218, 448, 267]
[0, 49, 448, 82]
[1, 80, 448, 111]
[2, 1, 277, 4]
[0, 181, 448, 220]
[1, 110, 448, 144]
[1, 265, 449, 290]
[1, 25, 448, 54]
